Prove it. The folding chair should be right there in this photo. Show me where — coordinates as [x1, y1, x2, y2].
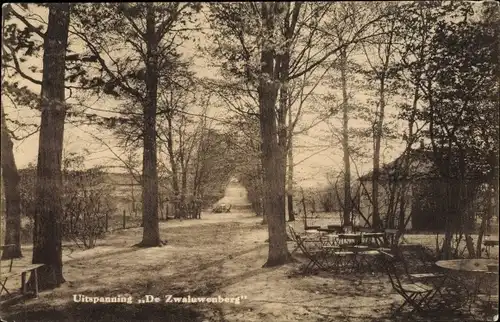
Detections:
[289, 225, 323, 251]
[334, 245, 363, 271]
[390, 245, 463, 309]
[328, 249, 356, 273]
[290, 226, 328, 273]
[287, 225, 301, 255]
[288, 225, 313, 255]
[378, 250, 440, 317]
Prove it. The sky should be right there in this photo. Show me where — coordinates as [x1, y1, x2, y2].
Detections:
[3, 4, 409, 189]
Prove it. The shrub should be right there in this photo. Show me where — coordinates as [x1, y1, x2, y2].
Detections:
[18, 156, 116, 249]
[62, 167, 116, 249]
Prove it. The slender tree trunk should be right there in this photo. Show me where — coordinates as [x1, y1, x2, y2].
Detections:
[166, 116, 181, 218]
[178, 122, 186, 210]
[370, 23, 395, 230]
[31, 3, 70, 290]
[476, 186, 490, 256]
[287, 113, 294, 222]
[395, 83, 419, 239]
[192, 136, 205, 200]
[283, 2, 300, 223]
[340, 48, 351, 226]
[260, 3, 290, 266]
[278, 66, 288, 223]
[130, 177, 137, 216]
[260, 157, 267, 225]
[372, 76, 385, 229]
[1, 5, 22, 259]
[181, 162, 187, 206]
[397, 185, 407, 231]
[279, 61, 293, 222]
[1, 103, 22, 259]
[139, 6, 160, 247]
[441, 182, 456, 259]
[492, 153, 499, 232]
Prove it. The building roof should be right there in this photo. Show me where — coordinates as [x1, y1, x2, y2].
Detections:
[358, 147, 491, 183]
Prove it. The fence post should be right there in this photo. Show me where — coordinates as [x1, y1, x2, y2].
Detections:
[166, 204, 169, 221]
[123, 209, 126, 229]
[105, 213, 109, 232]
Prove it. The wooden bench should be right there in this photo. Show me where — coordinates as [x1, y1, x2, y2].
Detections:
[1, 244, 44, 298]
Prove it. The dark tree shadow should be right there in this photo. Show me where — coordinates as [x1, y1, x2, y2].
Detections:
[4, 302, 207, 322]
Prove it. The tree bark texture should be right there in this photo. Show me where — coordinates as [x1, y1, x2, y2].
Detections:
[31, 3, 71, 289]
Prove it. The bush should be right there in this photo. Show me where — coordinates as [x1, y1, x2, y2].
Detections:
[62, 167, 116, 249]
[19, 156, 116, 249]
[319, 191, 336, 212]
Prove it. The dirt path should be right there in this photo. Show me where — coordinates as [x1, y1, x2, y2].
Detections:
[1, 212, 478, 322]
[2, 212, 269, 321]
[215, 180, 251, 208]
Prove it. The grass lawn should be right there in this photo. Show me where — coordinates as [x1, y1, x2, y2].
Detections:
[1, 211, 497, 322]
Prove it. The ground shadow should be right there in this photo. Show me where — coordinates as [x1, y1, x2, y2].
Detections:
[4, 302, 206, 322]
[2, 236, 267, 322]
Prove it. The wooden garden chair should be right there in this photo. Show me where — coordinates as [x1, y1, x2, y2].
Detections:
[389, 245, 465, 310]
[378, 250, 441, 317]
[289, 226, 328, 273]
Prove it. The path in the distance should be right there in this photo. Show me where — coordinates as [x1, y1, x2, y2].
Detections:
[215, 177, 251, 210]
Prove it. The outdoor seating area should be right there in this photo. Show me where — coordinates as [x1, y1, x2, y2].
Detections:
[288, 221, 499, 320]
[1, 2, 498, 322]
[288, 224, 395, 274]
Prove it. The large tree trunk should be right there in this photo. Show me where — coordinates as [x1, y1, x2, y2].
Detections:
[340, 48, 351, 226]
[1, 104, 22, 259]
[139, 6, 161, 247]
[260, 3, 290, 266]
[31, 3, 70, 290]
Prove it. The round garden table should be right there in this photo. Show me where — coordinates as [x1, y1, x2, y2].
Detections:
[435, 259, 498, 311]
[435, 259, 498, 273]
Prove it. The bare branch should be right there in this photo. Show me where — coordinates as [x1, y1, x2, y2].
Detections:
[4, 44, 43, 85]
[10, 6, 46, 39]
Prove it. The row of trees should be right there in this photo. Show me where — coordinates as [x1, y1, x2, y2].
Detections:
[114, 95, 237, 219]
[206, 2, 399, 265]
[210, 1, 498, 262]
[1, 3, 232, 289]
[1, 2, 497, 290]
[320, 1, 499, 258]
